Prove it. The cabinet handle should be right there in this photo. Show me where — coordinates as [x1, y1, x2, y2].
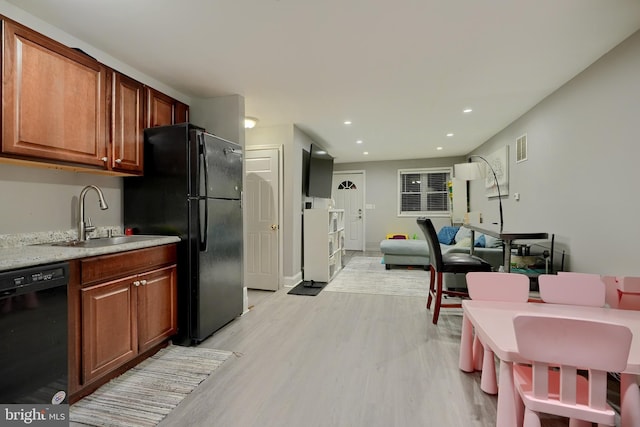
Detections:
[140, 280, 147, 286]
[101, 157, 108, 162]
[133, 280, 140, 287]
[115, 158, 122, 164]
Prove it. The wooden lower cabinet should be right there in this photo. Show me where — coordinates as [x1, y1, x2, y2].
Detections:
[81, 275, 137, 383]
[70, 244, 177, 402]
[137, 266, 178, 352]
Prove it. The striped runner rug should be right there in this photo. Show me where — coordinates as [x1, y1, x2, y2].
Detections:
[70, 345, 233, 427]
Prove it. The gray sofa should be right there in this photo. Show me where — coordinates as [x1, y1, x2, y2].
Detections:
[379, 225, 504, 289]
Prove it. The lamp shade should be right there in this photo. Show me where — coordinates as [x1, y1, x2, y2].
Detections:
[454, 162, 484, 181]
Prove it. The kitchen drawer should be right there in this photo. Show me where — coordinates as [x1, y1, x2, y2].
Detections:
[80, 244, 177, 285]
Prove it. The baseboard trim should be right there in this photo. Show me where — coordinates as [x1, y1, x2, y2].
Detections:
[284, 271, 303, 288]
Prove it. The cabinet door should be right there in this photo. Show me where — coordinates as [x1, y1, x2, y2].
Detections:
[137, 265, 178, 352]
[146, 87, 175, 127]
[81, 277, 137, 384]
[2, 21, 108, 167]
[111, 71, 144, 174]
[175, 101, 189, 124]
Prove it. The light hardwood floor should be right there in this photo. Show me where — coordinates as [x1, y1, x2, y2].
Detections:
[159, 252, 571, 427]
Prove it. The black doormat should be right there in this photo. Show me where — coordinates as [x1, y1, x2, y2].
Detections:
[288, 280, 327, 296]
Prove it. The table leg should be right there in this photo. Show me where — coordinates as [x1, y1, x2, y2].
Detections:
[503, 239, 512, 273]
[496, 360, 522, 427]
[470, 230, 476, 256]
[459, 312, 474, 372]
[620, 373, 640, 427]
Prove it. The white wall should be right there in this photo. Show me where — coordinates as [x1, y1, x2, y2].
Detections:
[0, 164, 122, 234]
[245, 124, 326, 286]
[335, 156, 466, 251]
[467, 29, 640, 275]
[190, 95, 245, 146]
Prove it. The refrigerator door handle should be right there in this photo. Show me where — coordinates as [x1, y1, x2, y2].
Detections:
[199, 198, 209, 252]
[198, 133, 210, 200]
[223, 147, 243, 156]
[198, 134, 209, 252]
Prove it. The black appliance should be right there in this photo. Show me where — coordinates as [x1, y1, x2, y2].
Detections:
[124, 123, 243, 344]
[0, 262, 69, 404]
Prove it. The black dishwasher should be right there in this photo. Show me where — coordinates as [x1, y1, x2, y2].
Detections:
[0, 262, 69, 405]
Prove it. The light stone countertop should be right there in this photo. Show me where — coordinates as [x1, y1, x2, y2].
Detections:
[0, 230, 180, 272]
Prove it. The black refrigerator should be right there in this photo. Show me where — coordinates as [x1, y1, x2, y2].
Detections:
[124, 123, 243, 344]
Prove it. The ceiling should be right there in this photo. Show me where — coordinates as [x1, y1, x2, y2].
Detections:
[7, 0, 640, 163]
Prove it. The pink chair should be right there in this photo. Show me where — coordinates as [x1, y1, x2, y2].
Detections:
[465, 272, 530, 395]
[538, 273, 605, 307]
[615, 276, 640, 310]
[601, 275, 621, 309]
[512, 315, 632, 427]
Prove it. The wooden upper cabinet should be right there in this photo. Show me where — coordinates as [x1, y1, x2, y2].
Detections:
[1, 20, 108, 167]
[175, 101, 189, 124]
[146, 88, 174, 127]
[146, 87, 190, 128]
[110, 71, 144, 174]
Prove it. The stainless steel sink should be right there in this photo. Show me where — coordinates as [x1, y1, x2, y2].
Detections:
[45, 235, 161, 248]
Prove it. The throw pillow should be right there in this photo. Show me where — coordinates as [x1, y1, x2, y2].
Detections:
[474, 234, 486, 247]
[485, 235, 503, 248]
[454, 237, 472, 248]
[437, 226, 459, 245]
[454, 226, 472, 243]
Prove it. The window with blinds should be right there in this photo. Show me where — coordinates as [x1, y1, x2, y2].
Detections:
[398, 168, 452, 216]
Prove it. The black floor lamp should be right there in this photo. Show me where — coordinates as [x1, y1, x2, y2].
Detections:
[454, 156, 504, 232]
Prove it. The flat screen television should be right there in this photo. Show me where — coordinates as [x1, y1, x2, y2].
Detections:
[306, 144, 334, 199]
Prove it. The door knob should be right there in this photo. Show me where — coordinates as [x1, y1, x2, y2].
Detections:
[271, 224, 278, 230]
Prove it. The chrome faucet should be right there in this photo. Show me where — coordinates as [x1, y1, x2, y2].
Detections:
[78, 185, 109, 241]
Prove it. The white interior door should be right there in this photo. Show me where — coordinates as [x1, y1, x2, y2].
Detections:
[245, 149, 280, 290]
[333, 172, 364, 251]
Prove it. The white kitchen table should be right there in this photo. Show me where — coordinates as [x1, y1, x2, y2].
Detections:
[458, 300, 640, 427]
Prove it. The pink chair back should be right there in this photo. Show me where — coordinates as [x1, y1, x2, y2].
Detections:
[466, 272, 530, 302]
[513, 315, 632, 421]
[538, 273, 605, 307]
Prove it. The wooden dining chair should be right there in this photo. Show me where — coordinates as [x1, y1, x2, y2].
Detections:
[416, 217, 492, 325]
[538, 273, 605, 307]
[512, 315, 632, 427]
[465, 272, 530, 395]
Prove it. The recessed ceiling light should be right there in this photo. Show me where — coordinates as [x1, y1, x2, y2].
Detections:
[363, 151, 369, 155]
[437, 147, 443, 150]
[446, 133, 454, 137]
[344, 120, 352, 125]
[463, 108, 473, 113]
[244, 117, 258, 129]
[356, 140, 363, 144]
